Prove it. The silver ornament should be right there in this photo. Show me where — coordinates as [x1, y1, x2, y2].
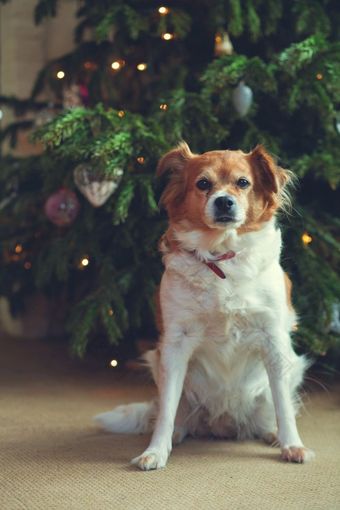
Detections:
[329, 303, 340, 335]
[335, 112, 340, 135]
[74, 163, 123, 207]
[232, 80, 253, 117]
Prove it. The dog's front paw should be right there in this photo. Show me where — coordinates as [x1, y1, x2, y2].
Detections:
[281, 446, 315, 463]
[131, 449, 169, 471]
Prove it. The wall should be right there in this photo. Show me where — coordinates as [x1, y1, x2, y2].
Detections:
[0, 0, 78, 155]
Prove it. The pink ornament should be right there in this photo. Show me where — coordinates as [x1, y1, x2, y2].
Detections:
[44, 188, 80, 226]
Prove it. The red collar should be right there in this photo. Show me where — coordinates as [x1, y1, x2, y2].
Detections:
[192, 250, 236, 279]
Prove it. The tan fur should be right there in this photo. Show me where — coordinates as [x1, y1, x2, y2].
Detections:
[159, 143, 292, 235]
[154, 287, 163, 335]
[283, 272, 294, 311]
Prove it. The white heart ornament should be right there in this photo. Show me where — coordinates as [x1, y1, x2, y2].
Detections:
[74, 164, 123, 207]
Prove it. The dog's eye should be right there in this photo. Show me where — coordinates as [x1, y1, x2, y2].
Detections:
[237, 178, 250, 189]
[196, 179, 212, 191]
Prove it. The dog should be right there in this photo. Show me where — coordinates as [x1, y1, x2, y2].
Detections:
[95, 142, 314, 470]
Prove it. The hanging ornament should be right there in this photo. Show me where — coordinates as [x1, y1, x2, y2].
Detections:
[328, 303, 340, 335]
[73, 163, 123, 207]
[44, 188, 80, 226]
[335, 112, 340, 135]
[232, 80, 253, 117]
[35, 103, 56, 127]
[214, 31, 233, 57]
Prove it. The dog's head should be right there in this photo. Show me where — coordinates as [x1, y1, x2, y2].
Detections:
[157, 142, 292, 233]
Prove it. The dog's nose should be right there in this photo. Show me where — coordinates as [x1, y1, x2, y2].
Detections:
[214, 195, 235, 213]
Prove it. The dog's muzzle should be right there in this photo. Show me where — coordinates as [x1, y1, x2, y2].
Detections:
[214, 195, 237, 223]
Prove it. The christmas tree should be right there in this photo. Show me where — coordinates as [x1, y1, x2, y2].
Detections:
[0, 0, 339, 366]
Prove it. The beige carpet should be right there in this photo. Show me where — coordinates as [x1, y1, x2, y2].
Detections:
[0, 334, 339, 510]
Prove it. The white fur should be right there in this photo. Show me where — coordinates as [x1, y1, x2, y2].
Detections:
[94, 401, 156, 434]
[96, 219, 314, 470]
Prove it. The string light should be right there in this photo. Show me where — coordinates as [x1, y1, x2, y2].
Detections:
[56, 70, 65, 79]
[158, 6, 170, 15]
[118, 110, 125, 118]
[14, 244, 23, 254]
[302, 232, 313, 245]
[111, 60, 125, 71]
[162, 32, 174, 41]
[316, 73, 323, 80]
[108, 308, 114, 316]
[160, 103, 168, 110]
[137, 156, 145, 164]
[110, 359, 118, 368]
[80, 256, 90, 267]
[136, 63, 147, 71]
[215, 34, 222, 44]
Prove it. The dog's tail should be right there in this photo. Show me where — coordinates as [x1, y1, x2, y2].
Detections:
[94, 400, 156, 434]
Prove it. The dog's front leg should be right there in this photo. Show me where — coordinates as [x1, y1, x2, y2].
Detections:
[263, 336, 314, 463]
[132, 336, 194, 470]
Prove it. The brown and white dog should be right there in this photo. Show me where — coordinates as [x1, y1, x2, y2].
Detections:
[95, 143, 314, 470]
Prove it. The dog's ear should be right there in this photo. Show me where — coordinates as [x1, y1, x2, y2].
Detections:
[249, 145, 291, 194]
[156, 141, 194, 177]
[248, 145, 293, 215]
[157, 142, 195, 212]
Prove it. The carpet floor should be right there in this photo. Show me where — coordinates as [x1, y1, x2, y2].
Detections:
[0, 334, 339, 510]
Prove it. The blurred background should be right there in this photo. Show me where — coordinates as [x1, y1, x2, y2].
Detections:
[0, 0, 339, 371]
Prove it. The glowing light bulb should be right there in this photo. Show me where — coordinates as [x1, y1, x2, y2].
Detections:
[111, 60, 125, 70]
[158, 6, 170, 15]
[301, 232, 313, 245]
[160, 103, 168, 110]
[136, 63, 147, 71]
[14, 244, 23, 254]
[316, 73, 323, 80]
[162, 32, 174, 41]
[108, 308, 114, 316]
[118, 110, 125, 118]
[110, 359, 118, 367]
[81, 256, 90, 267]
[137, 156, 145, 164]
[56, 70, 65, 79]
